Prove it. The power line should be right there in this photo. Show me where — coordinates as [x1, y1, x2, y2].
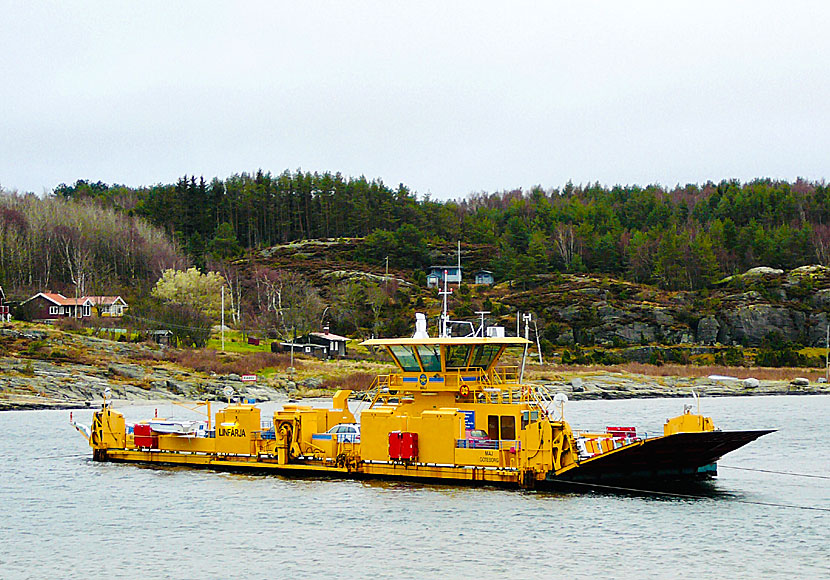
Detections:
[556, 479, 830, 512]
[124, 313, 282, 337]
[719, 464, 830, 480]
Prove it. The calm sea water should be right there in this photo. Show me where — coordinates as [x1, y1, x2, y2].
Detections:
[1, 395, 828, 579]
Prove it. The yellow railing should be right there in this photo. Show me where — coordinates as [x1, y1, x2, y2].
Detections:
[492, 366, 519, 385]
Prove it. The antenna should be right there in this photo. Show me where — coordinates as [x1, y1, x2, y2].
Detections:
[438, 270, 452, 338]
[474, 311, 490, 337]
[519, 313, 531, 383]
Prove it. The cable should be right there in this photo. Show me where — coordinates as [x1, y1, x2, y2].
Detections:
[32, 453, 88, 460]
[718, 465, 830, 480]
[557, 479, 830, 512]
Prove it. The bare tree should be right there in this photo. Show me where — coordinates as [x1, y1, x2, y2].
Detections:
[553, 224, 578, 270]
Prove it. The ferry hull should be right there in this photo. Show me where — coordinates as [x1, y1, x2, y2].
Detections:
[548, 429, 775, 484]
[91, 429, 773, 490]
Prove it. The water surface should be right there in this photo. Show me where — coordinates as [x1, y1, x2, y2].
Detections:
[2, 396, 828, 579]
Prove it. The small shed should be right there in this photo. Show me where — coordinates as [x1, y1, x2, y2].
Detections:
[474, 270, 494, 285]
[271, 328, 349, 359]
[151, 329, 174, 346]
[427, 266, 463, 285]
[307, 329, 349, 358]
[274, 341, 328, 359]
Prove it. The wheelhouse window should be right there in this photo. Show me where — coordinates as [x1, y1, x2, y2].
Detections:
[469, 344, 502, 369]
[388, 345, 421, 372]
[500, 416, 516, 440]
[444, 344, 472, 369]
[487, 414, 517, 440]
[416, 345, 442, 372]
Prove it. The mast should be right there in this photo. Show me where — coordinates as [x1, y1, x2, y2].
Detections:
[438, 270, 452, 338]
[519, 313, 531, 382]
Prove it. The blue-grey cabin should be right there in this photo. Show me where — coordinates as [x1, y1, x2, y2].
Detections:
[474, 270, 494, 285]
[426, 266, 462, 287]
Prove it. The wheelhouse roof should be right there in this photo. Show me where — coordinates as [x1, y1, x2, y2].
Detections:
[361, 336, 530, 347]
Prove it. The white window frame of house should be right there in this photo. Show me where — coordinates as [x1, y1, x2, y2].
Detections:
[60, 306, 66, 315]
[49, 306, 59, 315]
[84, 305, 91, 317]
[330, 341, 336, 350]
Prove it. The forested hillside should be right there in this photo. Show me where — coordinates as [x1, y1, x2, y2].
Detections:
[53, 173, 830, 290]
[4, 173, 830, 359]
[0, 192, 186, 297]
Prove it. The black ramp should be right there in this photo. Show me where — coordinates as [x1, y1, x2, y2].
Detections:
[557, 430, 775, 482]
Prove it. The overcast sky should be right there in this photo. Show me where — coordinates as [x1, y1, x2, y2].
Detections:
[2, 1, 829, 200]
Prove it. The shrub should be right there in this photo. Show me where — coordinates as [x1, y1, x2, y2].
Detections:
[321, 371, 375, 391]
[167, 349, 291, 375]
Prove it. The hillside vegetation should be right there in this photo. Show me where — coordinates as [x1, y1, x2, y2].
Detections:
[3, 173, 830, 369]
[53, 174, 830, 291]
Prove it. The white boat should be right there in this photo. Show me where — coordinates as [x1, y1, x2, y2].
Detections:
[148, 419, 205, 435]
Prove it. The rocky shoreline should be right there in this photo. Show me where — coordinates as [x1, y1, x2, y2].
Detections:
[531, 371, 830, 400]
[3, 357, 828, 411]
[2, 324, 829, 411]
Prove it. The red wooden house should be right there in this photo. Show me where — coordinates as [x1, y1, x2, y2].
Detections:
[22, 292, 93, 320]
[0, 286, 9, 322]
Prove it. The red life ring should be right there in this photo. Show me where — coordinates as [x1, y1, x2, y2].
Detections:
[459, 385, 470, 397]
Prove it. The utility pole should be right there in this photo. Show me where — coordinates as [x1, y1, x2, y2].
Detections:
[457, 241, 461, 286]
[825, 323, 828, 383]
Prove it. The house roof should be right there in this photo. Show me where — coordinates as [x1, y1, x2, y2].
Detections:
[309, 331, 349, 342]
[475, 270, 493, 275]
[27, 292, 93, 306]
[280, 341, 326, 349]
[428, 265, 463, 271]
[25, 292, 123, 307]
[85, 296, 127, 306]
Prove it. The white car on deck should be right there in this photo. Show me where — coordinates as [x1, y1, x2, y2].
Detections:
[327, 423, 361, 443]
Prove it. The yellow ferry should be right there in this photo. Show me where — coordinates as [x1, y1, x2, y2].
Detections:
[74, 300, 773, 489]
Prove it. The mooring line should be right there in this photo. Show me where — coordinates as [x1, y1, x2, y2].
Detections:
[559, 480, 830, 512]
[32, 453, 88, 460]
[719, 465, 830, 480]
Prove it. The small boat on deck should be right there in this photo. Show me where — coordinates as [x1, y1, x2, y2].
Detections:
[147, 418, 206, 435]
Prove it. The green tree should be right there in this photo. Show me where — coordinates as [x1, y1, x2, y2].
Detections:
[209, 222, 243, 260]
[527, 229, 549, 273]
[688, 232, 721, 289]
[653, 226, 688, 290]
[152, 268, 225, 320]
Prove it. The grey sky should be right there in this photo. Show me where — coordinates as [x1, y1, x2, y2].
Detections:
[2, 1, 829, 200]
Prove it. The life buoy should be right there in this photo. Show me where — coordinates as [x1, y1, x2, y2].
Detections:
[459, 385, 470, 397]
